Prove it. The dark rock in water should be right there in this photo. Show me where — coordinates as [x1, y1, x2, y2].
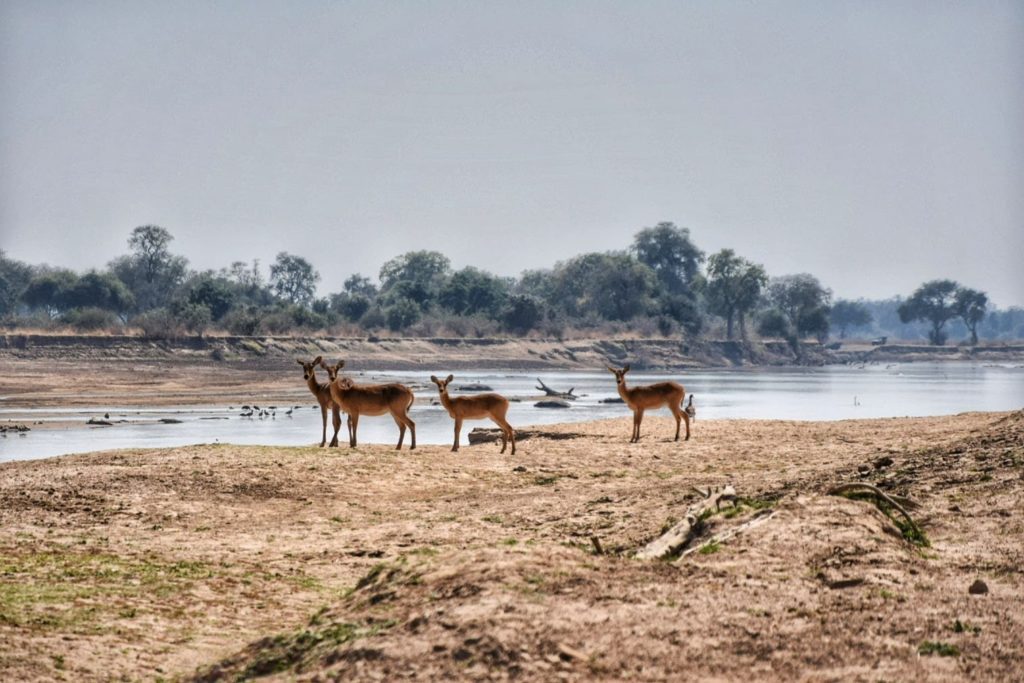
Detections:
[457, 384, 493, 392]
[87, 418, 113, 426]
[535, 399, 571, 409]
[600, 397, 625, 404]
[873, 456, 895, 469]
[159, 418, 184, 424]
[857, 464, 871, 474]
[968, 579, 989, 595]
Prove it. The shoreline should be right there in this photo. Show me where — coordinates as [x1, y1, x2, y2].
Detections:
[1, 411, 1021, 681]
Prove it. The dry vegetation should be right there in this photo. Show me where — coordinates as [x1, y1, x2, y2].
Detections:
[1, 410, 1022, 681]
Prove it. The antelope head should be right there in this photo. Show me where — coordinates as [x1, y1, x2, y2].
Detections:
[606, 364, 631, 387]
[296, 356, 324, 381]
[318, 359, 346, 384]
[429, 374, 455, 395]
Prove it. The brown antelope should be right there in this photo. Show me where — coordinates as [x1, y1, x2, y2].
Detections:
[321, 361, 416, 450]
[607, 364, 690, 443]
[430, 374, 516, 455]
[296, 356, 341, 447]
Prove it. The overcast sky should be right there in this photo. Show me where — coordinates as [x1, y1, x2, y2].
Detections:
[2, 1, 1022, 306]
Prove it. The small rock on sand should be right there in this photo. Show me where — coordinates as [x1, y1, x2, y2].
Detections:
[968, 579, 989, 595]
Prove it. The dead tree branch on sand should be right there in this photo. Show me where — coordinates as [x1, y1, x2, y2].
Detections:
[676, 509, 776, 561]
[827, 482, 923, 540]
[535, 378, 577, 400]
[635, 485, 737, 560]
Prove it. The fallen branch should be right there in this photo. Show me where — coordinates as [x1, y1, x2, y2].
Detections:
[827, 482, 923, 540]
[535, 378, 577, 400]
[635, 484, 737, 560]
[676, 509, 776, 561]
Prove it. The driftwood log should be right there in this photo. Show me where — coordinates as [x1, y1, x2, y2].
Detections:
[635, 485, 737, 560]
[535, 378, 577, 400]
[468, 427, 585, 445]
[676, 509, 776, 561]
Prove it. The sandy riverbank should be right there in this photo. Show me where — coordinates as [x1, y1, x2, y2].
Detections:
[1, 411, 1021, 681]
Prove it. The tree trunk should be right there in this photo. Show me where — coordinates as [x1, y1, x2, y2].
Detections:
[726, 311, 735, 340]
[635, 485, 737, 560]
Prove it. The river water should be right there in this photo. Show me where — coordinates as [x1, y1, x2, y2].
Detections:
[1, 362, 1021, 462]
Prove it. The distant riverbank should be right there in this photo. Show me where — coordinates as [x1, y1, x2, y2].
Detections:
[3, 333, 1023, 372]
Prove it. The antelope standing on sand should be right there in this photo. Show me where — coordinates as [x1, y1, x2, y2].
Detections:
[321, 361, 416, 450]
[607, 364, 690, 443]
[296, 356, 341, 447]
[430, 374, 516, 455]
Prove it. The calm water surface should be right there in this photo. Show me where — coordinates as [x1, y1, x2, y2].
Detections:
[1, 362, 1021, 462]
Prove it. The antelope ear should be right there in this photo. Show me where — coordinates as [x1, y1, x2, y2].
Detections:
[312, 355, 323, 365]
[446, 374, 454, 383]
[606, 366, 616, 373]
[430, 375, 438, 384]
[337, 360, 346, 368]
[622, 364, 631, 373]
[296, 359, 304, 366]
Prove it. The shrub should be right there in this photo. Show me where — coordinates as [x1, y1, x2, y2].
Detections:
[135, 308, 181, 339]
[62, 307, 119, 331]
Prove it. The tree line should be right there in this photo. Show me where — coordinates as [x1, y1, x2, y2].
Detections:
[1, 223, 1020, 345]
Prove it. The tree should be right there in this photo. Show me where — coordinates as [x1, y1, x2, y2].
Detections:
[762, 274, 832, 348]
[547, 252, 657, 321]
[829, 300, 873, 339]
[343, 274, 378, 298]
[631, 222, 704, 295]
[22, 269, 79, 318]
[186, 274, 237, 320]
[705, 249, 768, 340]
[109, 225, 188, 311]
[270, 252, 320, 307]
[438, 267, 509, 317]
[954, 287, 987, 345]
[0, 251, 33, 318]
[379, 251, 451, 309]
[66, 271, 134, 321]
[502, 294, 543, 334]
[898, 280, 959, 346]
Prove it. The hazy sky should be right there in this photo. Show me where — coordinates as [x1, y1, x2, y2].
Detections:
[2, 1, 1022, 306]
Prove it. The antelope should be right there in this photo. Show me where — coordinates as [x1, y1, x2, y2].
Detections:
[685, 394, 696, 422]
[606, 364, 690, 443]
[321, 361, 416, 450]
[297, 356, 342, 447]
[430, 374, 516, 455]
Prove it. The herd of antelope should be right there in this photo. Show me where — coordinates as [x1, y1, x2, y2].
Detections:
[298, 356, 694, 453]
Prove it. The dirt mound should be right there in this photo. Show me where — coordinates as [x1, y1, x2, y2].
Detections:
[193, 414, 1024, 681]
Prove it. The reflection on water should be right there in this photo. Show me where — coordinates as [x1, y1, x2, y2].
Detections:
[1, 362, 1021, 462]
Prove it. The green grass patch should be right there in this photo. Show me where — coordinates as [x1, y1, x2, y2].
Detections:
[534, 475, 559, 486]
[698, 540, 721, 555]
[918, 640, 960, 657]
[231, 619, 396, 680]
[0, 549, 212, 633]
[953, 619, 982, 635]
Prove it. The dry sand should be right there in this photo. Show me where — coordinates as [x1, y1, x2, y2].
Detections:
[1, 410, 1022, 681]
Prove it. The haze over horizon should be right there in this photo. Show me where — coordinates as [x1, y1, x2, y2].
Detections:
[2, 1, 1022, 307]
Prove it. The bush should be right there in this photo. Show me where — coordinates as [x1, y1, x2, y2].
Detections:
[135, 308, 182, 339]
[221, 306, 263, 336]
[359, 306, 387, 331]
[385, 298, 421, 332]
[62, 307, 119, 332]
